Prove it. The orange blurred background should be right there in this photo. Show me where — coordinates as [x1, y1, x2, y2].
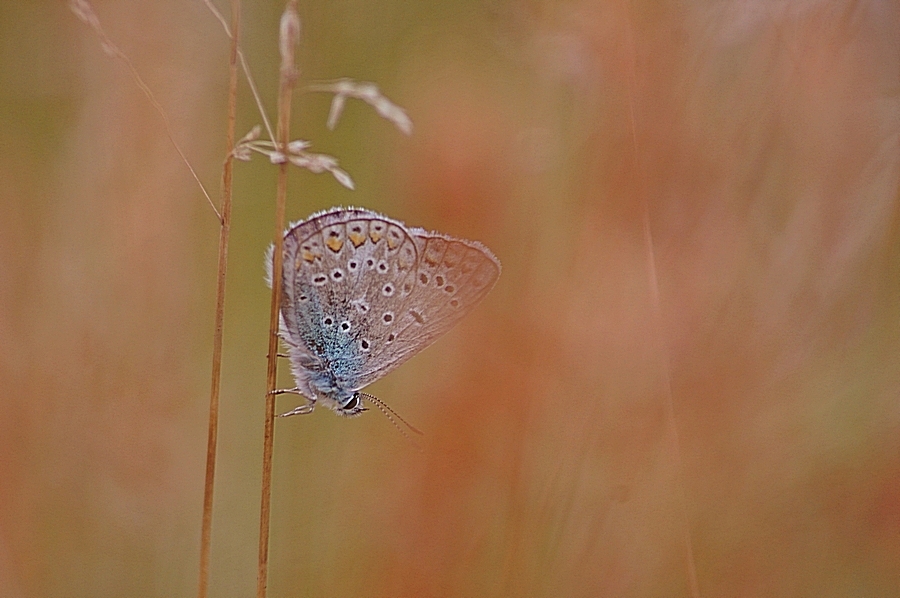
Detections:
[1, 1, 898, 596]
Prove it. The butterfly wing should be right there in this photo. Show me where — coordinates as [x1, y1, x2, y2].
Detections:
[353, 229, 501, 388]
[278, 208, 422, 397]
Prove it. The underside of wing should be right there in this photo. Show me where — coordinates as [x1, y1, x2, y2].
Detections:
[279, 208, 422, 392]
[353, 229, 501, 388]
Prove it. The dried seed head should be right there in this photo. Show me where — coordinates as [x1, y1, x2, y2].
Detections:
[279, 1, 301, 75]
[308, 78, 413, 135]
[326, 95, 347, 131]
[287, 139, 311, 153]
[239, 125, 262, 144]
[329, 167, 354, 190]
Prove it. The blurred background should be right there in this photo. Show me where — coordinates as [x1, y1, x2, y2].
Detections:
[1, 0, 899, 596]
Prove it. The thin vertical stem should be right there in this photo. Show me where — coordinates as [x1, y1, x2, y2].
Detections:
[641, 205, 700, 598]
[258, 3, 300, 598]
[198, 3, 240, 598]
[621, 2, 700, 597]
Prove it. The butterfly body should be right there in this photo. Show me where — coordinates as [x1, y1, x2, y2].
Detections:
[267, 207, 500, 416]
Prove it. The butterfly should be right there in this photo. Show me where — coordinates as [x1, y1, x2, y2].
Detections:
[267, 207, 500, 417]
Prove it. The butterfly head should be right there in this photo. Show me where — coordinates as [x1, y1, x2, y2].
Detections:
[334, 391, 367, 417]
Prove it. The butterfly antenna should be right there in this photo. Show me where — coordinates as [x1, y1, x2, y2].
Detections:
[359, 393, 424, 447]
[359, 393, 423, 435]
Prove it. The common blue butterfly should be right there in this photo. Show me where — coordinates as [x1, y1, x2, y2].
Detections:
[267, 207, 500, 417]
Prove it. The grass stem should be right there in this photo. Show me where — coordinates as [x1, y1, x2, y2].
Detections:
[197, 3, 241, 598]
[257, 3, 300, 597]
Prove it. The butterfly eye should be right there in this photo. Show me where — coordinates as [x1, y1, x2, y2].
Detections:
[341, 393, 364, 415]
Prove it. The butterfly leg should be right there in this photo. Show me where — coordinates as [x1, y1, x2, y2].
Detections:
[278, 400, 315, 417]
[269, 386, 301, 395]
[268, 387, 316, 417]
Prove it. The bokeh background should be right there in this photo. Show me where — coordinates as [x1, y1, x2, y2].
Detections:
[1, 0, 899, 596]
